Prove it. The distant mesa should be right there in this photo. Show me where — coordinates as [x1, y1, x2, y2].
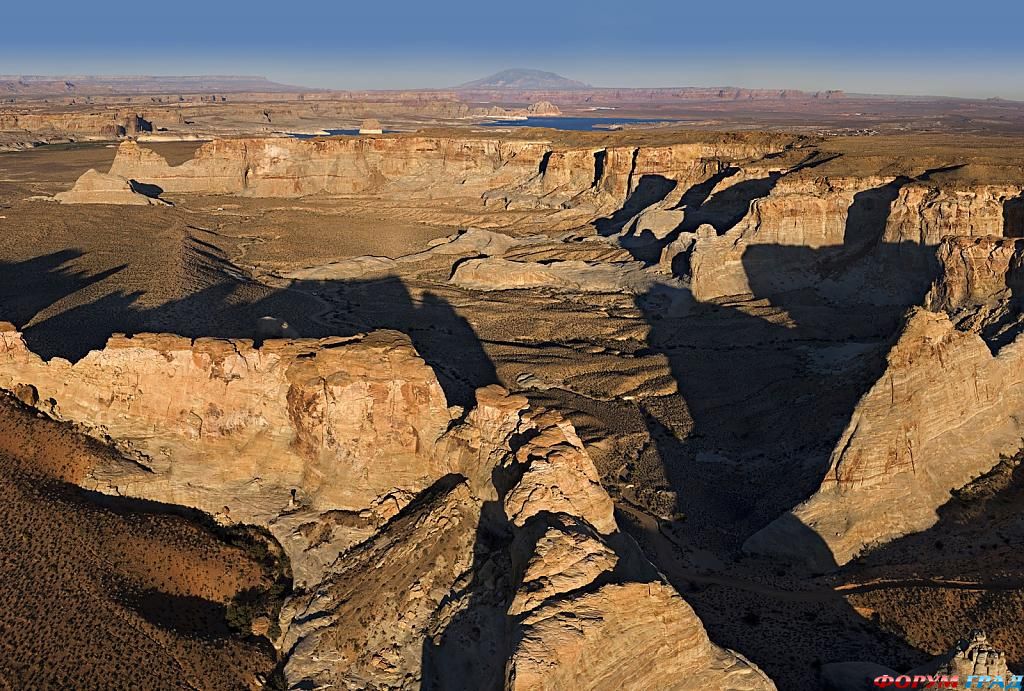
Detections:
[458, 69, 591, 90]
[359, 118, 383, 135]
[527, 101, 562, 116]
[0, 74, 308, 96]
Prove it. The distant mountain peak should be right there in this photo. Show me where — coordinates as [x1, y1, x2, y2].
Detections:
[458, 69, 591, 90]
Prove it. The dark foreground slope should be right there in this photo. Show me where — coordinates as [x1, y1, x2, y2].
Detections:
[0, 394, 288, 690]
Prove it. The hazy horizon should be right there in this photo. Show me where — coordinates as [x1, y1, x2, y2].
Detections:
[4, 0, 1022, 99]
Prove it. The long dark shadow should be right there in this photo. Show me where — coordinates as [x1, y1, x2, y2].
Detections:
[0, 251, 126, 329]
[629, 173, 943, 686]
[594, 174, 677, 236]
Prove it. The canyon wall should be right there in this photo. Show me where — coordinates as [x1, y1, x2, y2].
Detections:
[0, 325, 457, 523]
[105, 136, 791, 214]
[688, 175, 1024, 303]
[0, 111, 150, 137]
[746, 236, 1024, 568]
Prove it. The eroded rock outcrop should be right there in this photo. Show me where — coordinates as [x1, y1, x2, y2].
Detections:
[687, 174, 1024, 303]
[450, 256, 659, 294]
[934, 630, 1012, 681]
[282, 475, 481, 690]
[503, 408, 616, 533]
[746, 234, 1024, 567]
[822, 630, 1014, 690]
[0, 324, 774, 690]
[54, 169, 166, 205]
[526, 101, 561, 116]
[506, 516, 618, 616]
[925, 236, 1024, 310]
[0, 325, 457, 526]
[746, 304, 1024, 568]
[924, 235, 1024, 347]
[279, 381, 774, 690]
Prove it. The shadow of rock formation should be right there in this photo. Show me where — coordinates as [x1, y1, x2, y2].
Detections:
[830, 451, 1024, 673]
[625, 168, 949, 686]
[594, 174, 677, 236]
[10, 251, 496, 410]
[128, 180, 165, 200]
[1005, 192, 1024, 238]
[0, 251, 126, 329]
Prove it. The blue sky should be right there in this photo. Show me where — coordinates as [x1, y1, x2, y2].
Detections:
[3, 0, 1022, 98]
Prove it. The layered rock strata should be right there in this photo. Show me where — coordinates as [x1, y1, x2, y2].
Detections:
[0, 325, 457, 528]
[104, 136, 789, 215]
[687, 175, 1024, 302]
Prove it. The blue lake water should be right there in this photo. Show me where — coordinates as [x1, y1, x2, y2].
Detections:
[480, 116, 674, 130]
[286, 117, 673, 137]
[288, 129, 397, 138]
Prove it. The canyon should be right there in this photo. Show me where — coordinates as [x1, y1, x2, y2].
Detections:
[3, 113, 1024, 690]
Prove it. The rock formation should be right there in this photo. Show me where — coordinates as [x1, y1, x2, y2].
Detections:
[53, 169, 167, 205]
[0, 325, 457, 534]
[450, 256, 658, 293]
[526, 101, 561, 116]
[104, 135, 792, 216]
[822, 630, 1013, 690]
[358, 118, 383, 134]
[14, 124, 1024, 687]
[508, 582, 774, 691]
[934, 630, 1012, 681]
[687, 173, 1024, 302]
[0, 110, 152, 138]
[0, 321, 775, 689]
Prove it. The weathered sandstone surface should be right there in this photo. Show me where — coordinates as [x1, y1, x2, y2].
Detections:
[687, 174, 1024, 303]
[508, 582, 774, 691]
[0, 110, 151, 137]
[451, 256, 658, 293]
[0, 325, 457, 527]
[822, 630, 1012, 690]
[280, 227, 664, 296]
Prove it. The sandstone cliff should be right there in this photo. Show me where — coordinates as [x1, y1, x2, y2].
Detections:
[104, 136, 789, 217]
[688, 174, 1024, 303]
[746, 237, 1024, 568]
[0, 326, 457, 529]
[0, 110, 151, 137]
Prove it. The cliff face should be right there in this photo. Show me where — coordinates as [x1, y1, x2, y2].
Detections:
[508, 582, 775, 691]
[0, 326, 457, 523]
[746, 236, 1024, 568]
[285, 385, 773, 690]
[0, 111, 150, 136]
[105, 136, 787, 214]
[925, 235, 1024, 311]
[689, 175, 1024, 302]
